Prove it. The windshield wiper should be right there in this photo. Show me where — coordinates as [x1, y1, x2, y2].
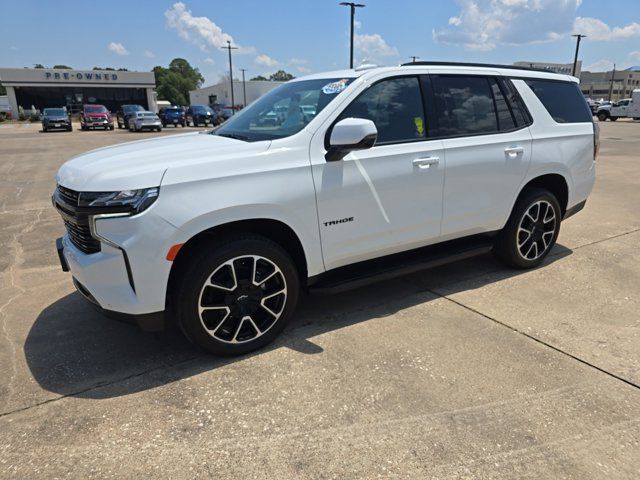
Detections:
[216, 132, 250, 141]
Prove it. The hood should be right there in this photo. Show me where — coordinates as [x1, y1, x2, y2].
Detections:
[87, 112, 109, 117]
[56, 132, 270, 191]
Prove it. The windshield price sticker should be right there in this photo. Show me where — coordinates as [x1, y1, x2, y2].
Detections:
[322, 79, 349, 95]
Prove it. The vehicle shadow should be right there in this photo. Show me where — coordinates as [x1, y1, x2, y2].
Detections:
[24, 245, 572, 400]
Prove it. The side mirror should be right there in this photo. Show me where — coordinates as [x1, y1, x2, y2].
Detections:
[326, 118, 377, 162]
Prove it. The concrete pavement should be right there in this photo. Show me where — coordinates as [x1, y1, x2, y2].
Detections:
[0, 121, 639, 479]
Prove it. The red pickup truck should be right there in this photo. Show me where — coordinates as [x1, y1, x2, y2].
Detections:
[80, 104, 114, 131]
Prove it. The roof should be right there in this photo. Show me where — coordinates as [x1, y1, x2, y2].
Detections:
[292, 62, 576, 84]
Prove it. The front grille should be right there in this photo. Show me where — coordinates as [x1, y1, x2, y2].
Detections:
[57, 186, 79, 206]
[63, 219, 101, 253]
[55, 186, 101, 254]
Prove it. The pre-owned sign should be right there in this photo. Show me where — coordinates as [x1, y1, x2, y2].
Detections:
[45, 71, 119, 81]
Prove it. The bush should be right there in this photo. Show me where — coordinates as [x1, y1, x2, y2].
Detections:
[0, 113, 6, 122]
[30, 114, 41, 122]
[18, 113, 26, 121]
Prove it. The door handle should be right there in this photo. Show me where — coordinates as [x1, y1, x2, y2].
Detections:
[505, 146, 524, 158]
[413, 156, 440, 169]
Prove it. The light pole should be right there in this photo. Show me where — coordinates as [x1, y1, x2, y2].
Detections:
[571, 34, 586, 77]
[339, 2, 365, 68]
[240, 68, 247, 107]
[221, 40, 238, 113]
[609, 63, 617, 102]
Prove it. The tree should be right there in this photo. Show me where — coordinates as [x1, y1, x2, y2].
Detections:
[93, 67, 117, 71]
[153, 58, 204, 106]
[250, 75, 268, 81]
[33, 64, 45, 69]
[269, 70, 295, 81]
[52, 65, 72, 69]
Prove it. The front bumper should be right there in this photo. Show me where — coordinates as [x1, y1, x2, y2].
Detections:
[55, 205, 189, 329]
[135, 121, 162, 129]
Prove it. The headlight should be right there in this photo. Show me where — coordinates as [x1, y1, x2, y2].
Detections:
[79, 187, 159, 215]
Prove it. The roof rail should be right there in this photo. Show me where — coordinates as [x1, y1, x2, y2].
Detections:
[401, 61, 555, 74]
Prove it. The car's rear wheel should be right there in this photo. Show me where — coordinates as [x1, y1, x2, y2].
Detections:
[610, 116, 618, 121]
[175, 234, 300, 356]
[493, 188, 561, 269]
[597, 112, 609, 121]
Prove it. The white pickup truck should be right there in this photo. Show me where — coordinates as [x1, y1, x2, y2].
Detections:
[596, 89, 640, 121]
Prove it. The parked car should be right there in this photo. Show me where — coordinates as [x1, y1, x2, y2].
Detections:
[213, 107, 235, 125]
[80, 104, 113, 130]
[116, 104, 145, 129]
[186, 105, 216, 126]
[41, 108, 72, 132]
[128, 111, 162, 132]
[53, 63, 596, 356]
[159, 106, 186, 127]
[596, 90, 640, 121]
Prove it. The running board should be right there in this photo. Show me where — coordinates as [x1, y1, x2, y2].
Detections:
[308, 235, 495, 295]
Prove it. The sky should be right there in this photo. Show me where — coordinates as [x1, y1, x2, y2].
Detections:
[1, 0, 639, 85]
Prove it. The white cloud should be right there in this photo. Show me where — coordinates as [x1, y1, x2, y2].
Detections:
[433, 0, 582, 51]
[296, 66, 311, 74]
[108, 42, 129, 56]
[630, 51, 640, 61]
[254, 54, 279, 67]
[354, 33, 399, 64]
[165, 2, 255, 53]
[574, 17, 640, 41]
[288, 58, 308, 65]
[204, 57, 215, 65]
[143, 50, 155, 58]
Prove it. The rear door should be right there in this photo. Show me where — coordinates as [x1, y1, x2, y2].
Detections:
[427, 74, 533, 237]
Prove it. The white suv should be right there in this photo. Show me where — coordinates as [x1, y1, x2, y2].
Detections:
[53, 62, 597, 355]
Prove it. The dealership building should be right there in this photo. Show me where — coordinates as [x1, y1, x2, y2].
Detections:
[0, 67, 157, 115]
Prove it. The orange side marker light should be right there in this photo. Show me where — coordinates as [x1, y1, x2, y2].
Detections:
[166, 243, 184, 261]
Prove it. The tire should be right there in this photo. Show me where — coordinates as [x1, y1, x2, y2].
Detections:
[157, 127, 162, 132]
[174, 234, 300, 356]
[67, 126, 72, 132]
[492, 188, 561, 269]
[109, 125, 114, 130]
[597, 112, 609, 121]
[633, 117, 640, 121]
[610, 116, 618, 122]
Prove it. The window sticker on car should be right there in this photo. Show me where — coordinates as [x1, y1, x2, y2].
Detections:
[414, 117, 424, 136]
[322, 79, 349, 95]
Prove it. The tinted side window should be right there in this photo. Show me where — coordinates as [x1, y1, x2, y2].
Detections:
[524, 79, 592, 123]
[338, 77, 426, 144]
[431, 75, 498, 136]
[489, 78, 516, 131]
[502, 79, 532, 127]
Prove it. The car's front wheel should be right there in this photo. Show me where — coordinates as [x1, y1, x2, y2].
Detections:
[175, 235, 300, 356]
[493, 188, 561, 269]
[597, 112, 609, 121]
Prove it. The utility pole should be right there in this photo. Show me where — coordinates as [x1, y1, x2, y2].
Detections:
[571, 34, 586, 77]
[339, 2, 365, 68]
[221, 40, 238, 113]
[409, 56, 420, 64]
[609, 63, 617, 102]
[240, 68, 247, 107]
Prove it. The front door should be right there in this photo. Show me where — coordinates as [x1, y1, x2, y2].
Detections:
[309, 76, 445, 271]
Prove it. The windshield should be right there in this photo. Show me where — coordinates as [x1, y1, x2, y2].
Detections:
[123, 105, 144, 113]
[85, 106, 108, 113]
[215, 77, 354, 141]
[44, 108, 66, 116]
[192, 106, 212, 113]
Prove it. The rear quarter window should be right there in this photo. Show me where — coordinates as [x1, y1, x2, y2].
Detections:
[524, 79, 592, 123]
